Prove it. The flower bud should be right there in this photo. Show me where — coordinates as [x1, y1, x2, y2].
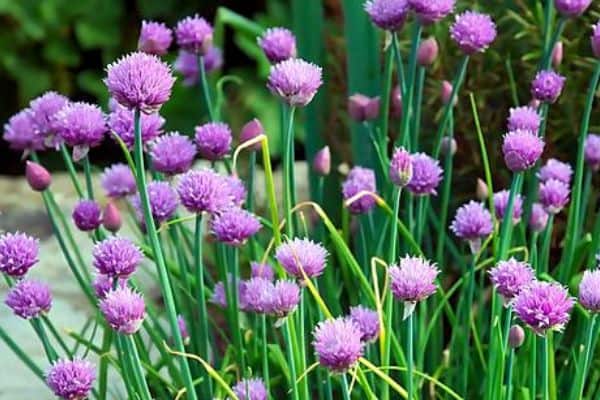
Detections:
[417, 37, 439, 67]
[240, 118, 264, 151]
[440, 137, 457, 157]
[476, 178, 488, 201]
[528, 98, 541, 110]
[441, 80, 457, 106]
[103, 202, 122, 233]
[551, 41, 563, 69]
[390, 85, 403, 118]
[25, 161, 51, 191]
[348, 94, 380, 122]
[389, 147, 413, 187]
[508, 325, 525, 349]
[592, 24, 600, 59]
[313, 146, 331, 176]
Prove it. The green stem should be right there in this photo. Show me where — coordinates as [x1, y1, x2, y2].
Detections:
[198, 55, 215, 121]
[391, 33, 406, 96]
[505, 348, 515, 400]
[407, 311, 414, 400]
[578, 170, 592, 236]
[436, 112, 454, 263]
[229, 247, 246, 376]
[194, 214, 212, 397]
[82, 155, 94, 200]
[573, 315, 597, 400]
[541, 18, 566, 71]
[531, 333, 537, 400]
[124, 334, 153, 400]
[0, 325, 45, 382]
[31, 318, 58, 363]
[341, 374, 351, 400]
[98, 328, 112, 400]
[261, 315, 270, 395]
[498, 173, 524, 261]
[60, 144, 84, 198]
[540, 215, 555, 275]
[284, 320, 300, 400]
[411, 67, 425, 151]
[283, 105, 297, 237]
[542, 335, 550, 400]
[396, 22, 422, 148]
[460, 259, 476, 397]
[379, 46, 394, 151]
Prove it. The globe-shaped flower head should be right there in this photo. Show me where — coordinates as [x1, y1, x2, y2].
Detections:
[342, 166, 377, 214]
[108, 106, 164, 149]
[132, 181, 178, 225]
[538, 178, 570, 214]
[29, 91, 69, 144]
[55, 102, 107, 151]
[46, 359, 96, 400]
[389, 147, 413, 187]
[177, 169, 233, 214]
[513, 281, 574, 335]
[251, 262, 275, 280]
[175, 15, 213, 55]
[275, 238, 328, 279]
[267, 58, 323, 107]
[72, 200, 102, 232]
[537, 158, 572, 184]
[258, 27, 297, 63]
[450, 201, 493, 254]
[502, 129, 544, 172]
[5, 279, 52, 319]
[408, 0, 455, 24]
[554, 0, 592, 17]
[93, 237, 143, 278]
[243, 277, 275, 314]
[271, 280, 301, 317]
[105, 52, 175, 113]
[579, 269, 600, 312]
[592, 23, 600, 59]
[407, 153, 443, 196]
[531, 70, 565, 103]
[364, 0, 410, 31]
[174, 47, 223, 86]
[138, 21, 173, 56]
[489, 258, 535, 302]
[211, 207, 261, 246]
[312, 317, 364, 373]
[349, 305, 380, 342]
[101, 163, 137, 198]
[92, 274, 127, 300]
[529, 203, 549, 232]
[450, 11, 497, 54]
[507, 106, 541, 133]
[389, 256, 439, 304]
[0, 232, 39, 277]
[100, 286, 145, 335]
[150, 132, 197, 175]
[3, 109, 45, 152]
[194, 122, 232, 161]
[493, 190, 524, 224]
[225, 175, 247, 206]
[584, 133, 600, 171]
[231, 378, 268, 400]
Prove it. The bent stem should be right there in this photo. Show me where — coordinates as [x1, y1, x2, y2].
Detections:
[572, 314, 597, 400]
[194, 214, 212, 398]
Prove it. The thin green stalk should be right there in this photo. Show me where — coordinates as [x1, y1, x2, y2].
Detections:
[98, 328, 112, 400]
[505, 348, 515, 400]
[436, 112, 454, 263]
[283, 105, 297, 237]
[578, 170, 592, 236]
[540, 215, 555, 275]
[284, 320, 300, 400]
[460, 259, 476, 397]
[406, 311, 415, 400]
[261, 315, 270, 395]
[247, 152, 259, 260]
[41, 315, 72, 357]
[531, 334, 537, 400]
[541, 18, 566, 71]
[198, 55, 215, 121]
[391, 33, 406, 96]
[124, 334, 153, 400]
[379, 46, 394, 151]
[60, 144, 84, 198]
[572, 315, 597, 400]
[411, 67, 425, 151]
[396, 22, 422, 148]
[0, 325, 45, 382]
[341, 374, 351, 400]
[298, 291, 309, 398]
[229, 247, 246, 376]
[542, 335, 550, 400]
[82, 155, 94, 200]
[115, 334, 139, 400]
[31, 318, 58, 363]
[498, 173, 524, 260]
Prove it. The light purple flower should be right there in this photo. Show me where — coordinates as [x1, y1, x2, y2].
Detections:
[267, 58, 323, 107]
[450, 11, 497, 54]
[502, 129, 545, 172]
[225, 175, 247, 206]
[138, 21, 173, 56]
[72, 200, 102, 232]
[537, 158, 572, 184]
[100, 286, 145, 335]
[364, 0, 410, 31]
[489, 258, 535, 301]
[177, 315, 190, 344]
[389, 256, 439, 303]
[271, 280, 300, 317]
[494, 190, 524, 224]
[150, 132, 197, 175]
[93, 237, 143, 278]
[132, 181, 178, 224]
[531, 70, 565, 103]
[232, 378, 268, 400]
[348, 94, 380, 122]
[407, 153, 443, 196]
[389, 147, 413, 187]
[584, 133, 600, 171]
[507, 106, 541, 133]
[579, 269, 600, 312]
[529, 203, 549, 232]
[108, 106, 165, 149]
[342, 166, 377, 214]
[46, 359, 95, 400]
[177, 169, 233, 214]
[554, 0, 592, 17]
[174, 47, 223, 86]
[538, 178, 570, 214]
[175, 15, 213, 55]
[211, 207, 261, 246]
[450, 201, 493, 254]
[408, 0, 455, 24]
[349, 305, 380, 342]
[194, 122, 232, 161]
[251, 262, 275, 281]
[92, 274, 127, 300]
[29, 91, 69, 144]
[258, 27, 297, 63]
[242, 277, 275, 314]
[513, 281, 574, 335]
[592, 23, 600, 58]
[55, 102, 106, 148]
[211, 275, 248, 310]
[275, 238, 328, 279]
[3, 109, 45, 152]
[5, 279, 52, 319]
[0, 232, 39, 277]
[101, 163, 137, 198]
[313, 317, 364, 373]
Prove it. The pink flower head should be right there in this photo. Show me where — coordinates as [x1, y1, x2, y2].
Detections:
[174, 47, 223, 86]
[211, 207, 261, 246]
[502, 129, 544, 172]
[493, 190, 524, 224]
[258, 27, 297, 63]
[408, 0, 455, 24]
[450, 11, 497, 54]
[389, 255, 439, 303]
[349, 305, 380, 342]
[275, 238, 328, 279]
[489, 258, 535, 301]
[584, 133, 600, 171]
[0, 232, 39, 277]
[138, 20, 173, 56]
[342, 166, 377, 214]
[195, 122, 232, 161]
[108, 106, 165, 149]
[389, 147, 413, 187]
[507, 106, 541, 133]
[538, 178, 570, 214]
[29, 91, 69, 144]
[554, 0, 592, 17]
[177, 168, 233, 214]
[592, 23, 600, 58]
[100, 286, 145, 335]
[407, 153, 443, 196]
[3, 109, 45, 152]
[101, 163, 137, 198]
[271, 280, 300, 317]
[450, 200, 493, 253]
[267, 58, 323, 107]
[72, 200, 102, 232]
[132, 181, 178, 224]
[175, 15, 213, 55]
[251, 262, 275, 280]
[5, 279, 52, 319]
[579, 269, 600, 312]
[93, 237, 143, 278]
[150, 132, 197, 175]
[55, 102, 107, 148]
[531, 70, 565, 104]
[312, 317, 364, 373]
[232, 377, 268, 400]
[513, 281, 574, 335]
[46, 359, 95, 400]
[537, 158, 572, 184]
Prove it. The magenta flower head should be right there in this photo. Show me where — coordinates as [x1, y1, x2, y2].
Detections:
[55, 102, 106, 150]
[132, 181, 178, 224]
[5, 279, 52, 319]
[313, 317, 363, 373]
[513, 281, 574, 335]
[225, 175, 247, 206]
[93, 237, 143, 278]
[177, 315, 190, 345]
[579, 269, 600, 312]
[177, 169, 233, 214]
[364, 0, 410, 31]
[232, 378, 268, 400]
[529, 203, 549, 232]
[194, 122, 232, 161]
[175, 15, 213, 55]
[100, 286, 145, 335]
[46, 359, 95, 400]
[3, 109, 45, 152]
[0, 232, 39, 277]
[26, 161, 52, 192]
[101, 163, 137, 198]
[584, 133, 600, 170]
[342, 166, 377, 214]
[92, 274, 126, 300]
[240, 118, 264, 151]
[450, 201, 493, 254]
[390, 85, 403, 118]
[417, 37, 439, 67]
[105, 52, 175, 113]
[389, 256, 439, 304]
[138, 20, 173, 56]
[502, 129, 545, 172]
[531, 70, 565, 103]
[450, 11, 497, 54]
[408, 0, 455, 24]
[211, 207, 261, 246]
[271, 280, 301, 317]
[538, 158, 572, 184]
[313, 145, 331, 176]
[539, 178, 570, 214]
[108, 106, 165, 149]
[489, 258, 535, 302]
[494, 190, 524, 224]
[349, 305, 380, 342]
[407, 153, 443, 196]
[592, 23, 600, 58]
[389, 147, 413, 187]
[243, 277, 275, 314]
[507, 106, 541, 133]
[348, 94, 380, 122]
[251, 262, 275, 280]
[554, 0, 592, 17]
[29, 91, 69, 144]
[174, 47, 222, 86]
[150, 132, 197, 175]
[72, 200, 102, 232]
[275, 238, 328, 279]
[267, 58, 323, 107]
[258, 27, 297, 63]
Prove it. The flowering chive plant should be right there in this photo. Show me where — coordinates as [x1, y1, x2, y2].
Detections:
[2, 4, 600, 400]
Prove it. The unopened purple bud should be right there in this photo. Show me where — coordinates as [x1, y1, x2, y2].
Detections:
[313, 146, 331, 176]
[441, 81, 456, 106]
[508, 325, 525, 348]
[531, 70, 565, 104]
[417, 37, 439, 67]
[554, 0, 592, 17]
[72, 200, 102, 232]
[348, 94, 380, 122]
[25, 161, 51, 191]
[258, 27, 297, 63]
[102, 202, 122, 233]
[440, 137, 457, 157]
[5, 279, 52, 319]
[175, 15, 213, 55]
[592, 23, 600, 59]
[240, 118, 264, 151]
[585, 133, 600, 171]
[529, 203, 549, 232]
[389, 147, 413, 187]
[551, 42, 563, 68]
[476, 178, 488, 201]
[138, 21, 173, 56]
[390, 85, 403, 118]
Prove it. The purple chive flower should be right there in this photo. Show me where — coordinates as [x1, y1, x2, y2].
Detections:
[138, 21, 173, 56]
[349, 305, 380, 342]
[584, 133, 600, 171]
[258, 27, 297, 63]
[407, 153, 443, 196]
[224, 175, 247, 207]
[100, 286, 145, 335]
[5, 279, 52, 319]
[105, 52, 175, 113]
[175, 15, 213, 55]
[177, 169, 233, 214]
[408, 0, 455, 24]
[93, 237, 143, 278]
[240, 118, 264, 151]
[538, 158, 572, 184]
[251, 262, 275, 280]
[342, 166, 377, 214]
[348, 94, 381, 122]
[389, 256, 439, 303]
[513, 281, 574, 335]
[313, 317, 364, 373]
[29, 91, 69, 145]
[3, 109, 45, 152]
[450, 201, 494, 254]
[267, 58, 323, 107]
[194, 122, 232, 161]
[592, 23, 600, 58]
[150, 132, 197, 175]
[46, 359, 95, 400]
[502, 129, 545, 172]
[72, 200, 102, 232]
[211, 275, 248, 310]
[507, 106, 541, 133]
[92, 274, 127, 300]
[26, 161, 52, 192]
[0, 232, 39, 277]
[275, 238, 328, 279]
[242, 277, 275, 314]
[389, 147, 413, 187]
[538, 178, 570, 214]
[554, 0, 592, 17]
[211, 207, 261, 246]
[313, 146, 331, 176]
[364, 0, 410, 31]
[489, 258, 535, 302]
[494, 190, 524, 224]
[132, 181, 178, 224]
[417, 37, 439, 67]
[101, 163, 137, 198]
[529, 203, 549, 232]
[531, 70, 565, 103]
[232, 378, 268, 400]
[177, 315, 190, 344]
[271, 280, 301, 317]
[174, 47, 223, 86]
[108, 106, 165, 149]
[579, 269, 600, 312]
[450, 11, 497, 54]
[55, 102, 106, 150]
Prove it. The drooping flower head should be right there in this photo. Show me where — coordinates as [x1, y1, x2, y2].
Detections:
[450, 11, 497, 54]
[537, 158, 572, 184]
[389, 147, 413, 187]
[502, 129, 545, 172]
[267, 58, 323, 107]
[251, 262, 275, 280]
[364, 0, 410, 31]
[72, 200, 102, 232]
[100, 286, 145, 335]
[92, 274, 127, 300]
[177, 169, 233, 214]
[349, 305, 380, 342]
[194, 122, 232, 161]
[507, 106, 541, 133]
[3, 109, 45, 152]
[175, 15, 213, 55]
[138, 21, 173, 56]
[29, 91, 69, 144]
[389, 256, 439, 303]
[348, 94, 380, 122]
[105, 52, 175, 113]
[108, 106, 165, 149]
[132, 181, 178, 224]
[342, 166, 377, 214]
[579, 269, 600, 312]
[93, 237, 143, 278]
[592, 23, 600, 58]
[584, 133, 600, 171]
[513, 281, 574, 335]
[554, 0, 592, 17]
[150, 132, 197, 175]
[313, 317, 364, 373]
[258, 27, 297, 63]
[450, 201, 493, 254]
[242, 277, 275, 314]
[0, 232, 39, 277]
[26, 161, 52, 192]
[538, 178, 570, 214]
[174, 47, 223, 86]
[101, 163, 137, 198]
[271, 280, 301, 317]
[55, 102, 107, 149]
[489, 258, 535, 302]
[531, 70, 565, 103]
[529, 203, 549, 232]
[275, 238, 328, 279]
[231, 378, 268, 400]
[211, 207, 261, 246]
[5, 279, 52, 319]
[408, 0, 455, 24]
[46, 359, 96, 400]
[493, 190, 524, 224]
[407, 153, 443, 196]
